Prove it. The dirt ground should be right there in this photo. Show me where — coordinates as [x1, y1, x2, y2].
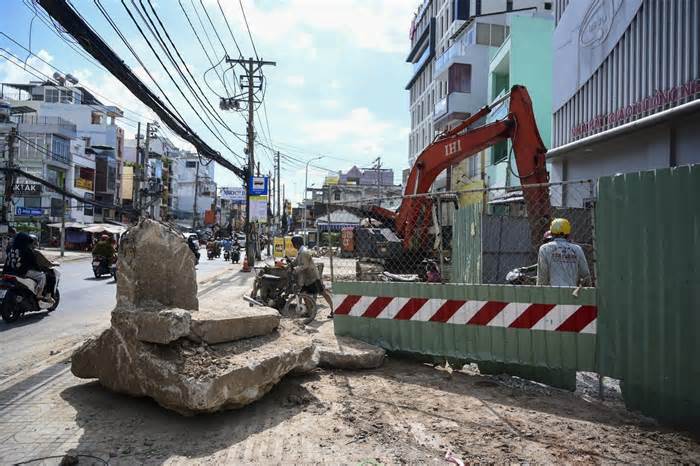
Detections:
[7, 354, 693, 465]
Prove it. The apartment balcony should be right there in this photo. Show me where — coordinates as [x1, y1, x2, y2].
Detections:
[433, 92, 483, 128]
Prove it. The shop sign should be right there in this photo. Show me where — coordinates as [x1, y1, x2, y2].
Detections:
[13, 183, 42, 195]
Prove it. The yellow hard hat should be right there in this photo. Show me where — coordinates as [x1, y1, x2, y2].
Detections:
[550, 218, 571, 235]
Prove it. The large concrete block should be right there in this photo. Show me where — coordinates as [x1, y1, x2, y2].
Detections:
[190, 305, 280, 344]
[117, 219, 198, 311]
[313, 321, 385, 370]
[112, 308, 191, 345]
[71, 320, 314, 415]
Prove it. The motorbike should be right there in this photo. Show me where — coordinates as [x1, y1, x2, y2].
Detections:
[249, 261, 324, 319]
[207, 248, 216, 260]
[0, 267, 61, 323]
[110, 259, 117, 280]
[231, 246, 241, 264]
[92, 256, 112, 278]
[223, 250, 230, 261]
[505, 266, 537, 285]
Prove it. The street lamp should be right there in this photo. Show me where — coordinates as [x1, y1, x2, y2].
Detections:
[303, 156, 323, 242]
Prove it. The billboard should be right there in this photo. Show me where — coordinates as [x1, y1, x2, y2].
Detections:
[220, 187, 246, 203]
[249, 176, 268, 196]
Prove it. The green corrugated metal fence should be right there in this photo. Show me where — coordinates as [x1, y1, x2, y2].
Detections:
[452, 203, 481, 283]
[333, 281, 597, 389]
[596, 165, 700, 427]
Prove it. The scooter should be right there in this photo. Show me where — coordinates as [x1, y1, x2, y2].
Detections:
[0, 267, 61, 323]
[92, 256, 112, 278]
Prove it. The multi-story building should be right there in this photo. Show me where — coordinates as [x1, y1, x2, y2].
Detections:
[483, 10, 553, 205]
[406, 0, 553, 194]
[548, 0, 700, 205]
[67, 138, 95, 225]
[0, 112, 76, 231]
[2, 80, 125, 218]
[171, 151, 216, 227]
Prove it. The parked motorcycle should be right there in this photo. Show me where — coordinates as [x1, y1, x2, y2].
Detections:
[0, 267, 61, 323]
[92, 256, 112, 278]
[505, 266, 537, 285]
[250, 261, 324, 317]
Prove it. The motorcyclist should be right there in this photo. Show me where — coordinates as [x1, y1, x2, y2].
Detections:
[290, 235, 334, 321]
[4, 232, 53, 300]
[187, 235, 200, 263]
[92, 234, 115, 263]
[222, 237, 232, 253]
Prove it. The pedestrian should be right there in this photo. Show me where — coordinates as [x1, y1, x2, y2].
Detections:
[536, 218, 591, 287]
[290, 235, 334, 322]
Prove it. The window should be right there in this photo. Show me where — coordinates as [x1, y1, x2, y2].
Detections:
[333, 191, 341, 201]
[45, 88, 59, 103]
[91, 112, 102, 125]
[491, 24, 505, 45]
[506, 1, 513, 11]
[468, 153, 479, 178]
[50, 198, 63, 218]
[24, 197, 41, 208]
[449, 63, 472, 93]
[492, 141, 508, 164]
[51, 137, 70, 163]
[475, 0, 482, 15]
[185, 160, 197, 168]
[476, 23, 491, 45]
[59, 90, 73, 103]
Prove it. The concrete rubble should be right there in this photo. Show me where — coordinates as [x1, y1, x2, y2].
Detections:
[72, 218, 384, 415]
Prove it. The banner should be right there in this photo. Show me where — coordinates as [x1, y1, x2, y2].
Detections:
[220, 187, 246, 203]
[249, 195, 268, 223]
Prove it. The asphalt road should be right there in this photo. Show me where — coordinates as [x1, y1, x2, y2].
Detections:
[0, 252, 239, 380]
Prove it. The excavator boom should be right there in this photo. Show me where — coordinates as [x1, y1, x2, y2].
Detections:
[391, 85, 551, 249]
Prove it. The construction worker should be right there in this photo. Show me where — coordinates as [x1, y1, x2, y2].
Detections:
[290, 235, 334, 322]
[537, 218, 591, 287]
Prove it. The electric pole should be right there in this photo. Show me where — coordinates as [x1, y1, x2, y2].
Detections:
[60, 173, 66, 258]
[374, 156, 382, 206]
[225, 56, 276, 268]
[142, 122, 151, 217]
[192, 155, 200, 229]
[2, 127, 17, 227]
[276, 150, 280, 228]
[134, 122, 141, 217]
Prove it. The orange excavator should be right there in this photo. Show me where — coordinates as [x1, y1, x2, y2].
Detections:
[355, 85, 552, 276]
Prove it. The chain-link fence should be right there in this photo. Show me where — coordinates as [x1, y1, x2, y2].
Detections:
[306, 180, 596, 286]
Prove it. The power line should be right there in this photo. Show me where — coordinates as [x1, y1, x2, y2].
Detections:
[36, 0, 246, 179]
[238, 0, 259, 60]
[216, 0, 244, 59]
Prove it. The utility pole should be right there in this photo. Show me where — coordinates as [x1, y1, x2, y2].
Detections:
[373, 156, 382, 206]
[192, 155, 200, 229]
[60, 174, 66, 258]
[276, 150, 281, 228]
[133, 122, 141, 217]
[142, 122, 151, 217]
[2, 127, 17, 227]
[225, 56, 276, 268]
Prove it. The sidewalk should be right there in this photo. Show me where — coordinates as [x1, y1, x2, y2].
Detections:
[41, 248, 93, 263]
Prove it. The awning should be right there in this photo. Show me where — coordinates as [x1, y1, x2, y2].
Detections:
[82, 224, 127, 234]
[47, 222, 87, 229]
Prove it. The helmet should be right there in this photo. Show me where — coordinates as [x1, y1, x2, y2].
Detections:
[28, 233, 39, 248]
[101, 234, 110, 240]
[550, 218, 571, 236]
[542, 230, 553, 242]
[291, 235, 304, 248]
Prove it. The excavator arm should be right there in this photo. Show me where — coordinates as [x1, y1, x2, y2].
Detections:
[387, 85, 551, 249]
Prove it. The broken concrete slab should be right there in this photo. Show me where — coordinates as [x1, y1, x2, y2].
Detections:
[312, 321, 385, 370]
[116, 219, 198, 311]
[113, 308, 192, 345]
[71, 320, 314, 415]
[190, 305, 280, 344]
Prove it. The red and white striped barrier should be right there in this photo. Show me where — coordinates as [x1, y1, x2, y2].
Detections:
[332, 295, 597, 334]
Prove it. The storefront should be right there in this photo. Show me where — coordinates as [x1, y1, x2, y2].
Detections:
[548, 0, 700, 204]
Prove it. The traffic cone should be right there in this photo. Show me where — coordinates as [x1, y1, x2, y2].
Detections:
[242, 256, 251, 272]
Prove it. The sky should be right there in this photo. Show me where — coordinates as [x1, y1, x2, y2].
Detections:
[0, 0, 416, 204]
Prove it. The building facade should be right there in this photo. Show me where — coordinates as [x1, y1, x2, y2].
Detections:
[406, 0, 553, 193]
[548, 0, 700, 205]
[171, 151, 216, 227]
